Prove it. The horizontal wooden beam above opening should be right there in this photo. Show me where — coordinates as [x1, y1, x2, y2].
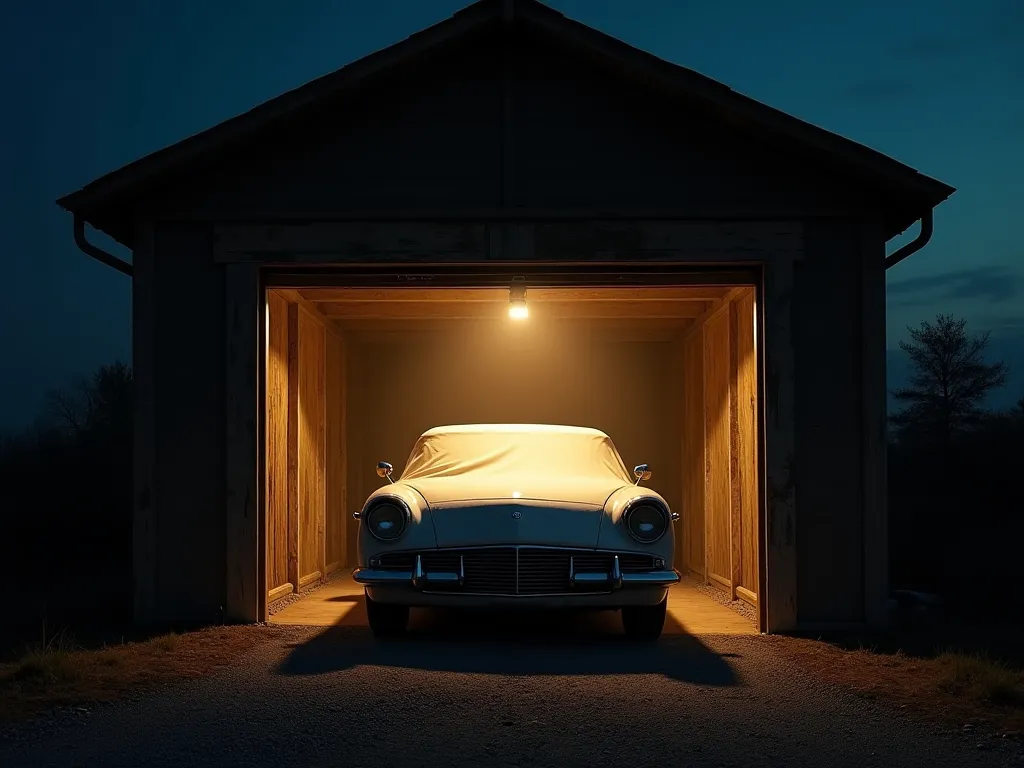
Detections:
[297, 286, 731, 303]
[334, 316, 693, 343]
[316, 299, 711, 321]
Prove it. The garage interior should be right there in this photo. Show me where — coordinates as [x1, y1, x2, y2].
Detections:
[263, 282, 763, 631]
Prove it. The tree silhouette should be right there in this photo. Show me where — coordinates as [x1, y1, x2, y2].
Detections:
[890, 314, 1008, 447]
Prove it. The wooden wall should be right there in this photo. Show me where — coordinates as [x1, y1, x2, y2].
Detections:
[266, 292, 291, 601]
[324, 329, 347, 574]
[146, 224, 226, 623]
[150, 26, 875, 224]
[264, 292, 347, 605]
[296, 309, 326, 589]
[731, 292, 759, 605]
[794, 220, 865, 623]
[680, 331, 705, 577]
[678, 291, 760, 609]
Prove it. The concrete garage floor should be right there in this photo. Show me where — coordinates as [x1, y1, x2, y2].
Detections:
[270, 573, 758, 635]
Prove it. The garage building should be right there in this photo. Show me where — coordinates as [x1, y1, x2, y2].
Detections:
[57, 0, 953, 634]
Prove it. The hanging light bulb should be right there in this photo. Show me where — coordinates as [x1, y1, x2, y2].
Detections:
[508, 284, 528, 320]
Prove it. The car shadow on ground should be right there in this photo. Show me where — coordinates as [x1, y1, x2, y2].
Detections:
[274, 595, 739, 685]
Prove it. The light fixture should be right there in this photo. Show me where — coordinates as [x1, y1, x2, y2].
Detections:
[508, 284, 528, 320]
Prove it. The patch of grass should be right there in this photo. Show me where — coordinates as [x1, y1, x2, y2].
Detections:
[936, 650, 1024, 707]
[10, 628, 81, 685]
[772, 634, 1024, 736]
[149, 633, 179, 653]
[0, 625, 285, 724]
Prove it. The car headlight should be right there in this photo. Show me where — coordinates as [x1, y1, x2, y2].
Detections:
[364, 499, 409, 541]
[624, 500, 669, 544]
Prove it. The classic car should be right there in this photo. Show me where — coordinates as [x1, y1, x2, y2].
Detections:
[352, 423, 681, 640]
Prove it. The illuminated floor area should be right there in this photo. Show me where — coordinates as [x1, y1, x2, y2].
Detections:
[269, 574, 757, 635]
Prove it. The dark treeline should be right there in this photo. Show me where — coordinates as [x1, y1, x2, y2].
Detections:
[888, 315, 1022, 620]
[0, 315, 1019, 644]
[0, 363, 133, 647]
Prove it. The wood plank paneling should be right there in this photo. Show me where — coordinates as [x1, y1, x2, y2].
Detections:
[729, 301, 742, 600]
[325, 329, 347, 571]
[734, 291, 759, 604]
[225, 262, 260, 623]
[681, 331, 705, 579]
[298, 286, 728, 303]
[286, 305, 300, 592]
[265, 291, 291, 597]
[764, 256, 799, 632]
[297, 309, 326, 587]
[703, 309, 732, 590]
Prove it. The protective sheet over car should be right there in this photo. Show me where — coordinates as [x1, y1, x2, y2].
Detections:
[399, 424, 633, 507]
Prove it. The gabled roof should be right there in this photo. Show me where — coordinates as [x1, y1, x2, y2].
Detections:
[57, 0, 954, 244]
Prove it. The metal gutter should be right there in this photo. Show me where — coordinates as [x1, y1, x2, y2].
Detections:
[884, 209, 933, 270]
[74, 215, 133, 277]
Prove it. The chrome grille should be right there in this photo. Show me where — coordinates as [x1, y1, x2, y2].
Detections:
[375, 547, 657, 595]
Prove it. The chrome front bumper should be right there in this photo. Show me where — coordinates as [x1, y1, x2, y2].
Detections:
[352, 553, 681, 591]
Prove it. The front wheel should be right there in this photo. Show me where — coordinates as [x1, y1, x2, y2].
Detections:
[621, 598, 667, 641]
[365, 593, 409, 638]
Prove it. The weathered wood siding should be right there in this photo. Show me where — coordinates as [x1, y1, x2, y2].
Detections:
[794, 219, 865, 623]
[324, 327, 347, 573]
[152, 224, 225, 622]
[297, 308, 326, 588]
[732, 291, 760, 605]
[680, 331, 705, 578]
[158, 36, 503, 217]
[506, 32, 861, 211]
[143, 28, 872, 220]
[265, 291, 291, 599]
[703, 311, 732, 591]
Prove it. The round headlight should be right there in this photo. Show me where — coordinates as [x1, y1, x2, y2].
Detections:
[365, 501, 408, 541]
[625, 502, 668, 544]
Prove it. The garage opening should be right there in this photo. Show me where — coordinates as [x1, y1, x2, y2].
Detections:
[262, 281, 763, 632]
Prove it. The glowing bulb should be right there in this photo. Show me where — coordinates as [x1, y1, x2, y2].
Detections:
[508, 284, 528, 320]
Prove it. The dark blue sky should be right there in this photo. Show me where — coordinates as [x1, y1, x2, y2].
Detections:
[2, 0, 1021, 431]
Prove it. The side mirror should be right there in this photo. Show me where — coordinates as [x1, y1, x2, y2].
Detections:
[633, 463, 652, 485]
[376, 461, 394, 483]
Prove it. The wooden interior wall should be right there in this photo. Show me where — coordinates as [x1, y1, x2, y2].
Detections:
[703, 310, 733, 592]
[732, 291, 759, 606]
[297, 307, 326, 590]
[324, 328, 347, 574]
[265, 291, 291, 602]
[266, 293, 342, 604]
[680, 331, 705, 578]
[680, 291, 760, 607]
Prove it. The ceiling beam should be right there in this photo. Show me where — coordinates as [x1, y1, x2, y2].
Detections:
[677, 287, 751, 343]
[297, 286, 731, 303]
[317, 299, 711, 321]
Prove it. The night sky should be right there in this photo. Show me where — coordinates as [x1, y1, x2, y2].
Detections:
[2, 0, 1021, 432]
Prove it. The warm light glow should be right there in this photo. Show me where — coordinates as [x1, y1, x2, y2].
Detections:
[508, 284, 528, 320]
[512, 491, 521, 498]
[752, 300, 758, 346]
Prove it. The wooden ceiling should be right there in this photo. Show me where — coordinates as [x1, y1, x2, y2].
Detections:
[275, 286, 751, 341]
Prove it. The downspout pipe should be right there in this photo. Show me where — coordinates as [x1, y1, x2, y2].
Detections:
[74, 214, 133, 277]
[884, 209, 933, 270]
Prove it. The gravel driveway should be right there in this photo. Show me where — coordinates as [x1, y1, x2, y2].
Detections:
[1, 610, 1020, 768]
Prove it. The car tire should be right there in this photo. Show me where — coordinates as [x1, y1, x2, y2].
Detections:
[621, 598, 667, 641]
[365, 593, 409, 638]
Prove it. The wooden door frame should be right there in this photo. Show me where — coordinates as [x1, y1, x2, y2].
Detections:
[220, 220, 800, 633]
